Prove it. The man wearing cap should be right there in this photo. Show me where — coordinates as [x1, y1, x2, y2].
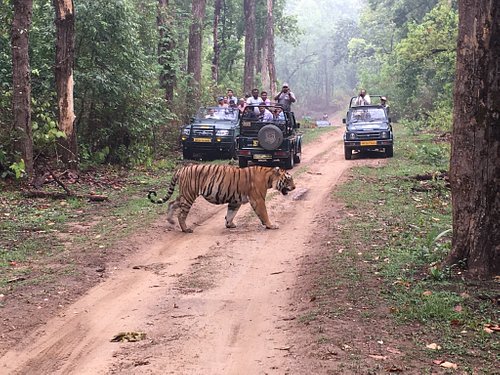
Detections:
[380, 96, 388, 107]
[217, 96, 228, 108]
[274, 83, 296, 111]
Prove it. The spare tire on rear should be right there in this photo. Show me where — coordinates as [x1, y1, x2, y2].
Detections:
[257, 125, 283, 150]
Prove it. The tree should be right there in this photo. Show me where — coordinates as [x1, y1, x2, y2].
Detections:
[447, 0, 500, 278]
[187, 0, 207, 104]
[262, 0, 276, 94]
[243, 0, 256, 94]
[157, 0, 176, 103]
[11, 0, 34, 178]
[211, 0, 222, 82]
[53, 0, 77, 169]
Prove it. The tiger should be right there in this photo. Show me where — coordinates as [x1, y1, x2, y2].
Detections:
[148, 164, 295, 233]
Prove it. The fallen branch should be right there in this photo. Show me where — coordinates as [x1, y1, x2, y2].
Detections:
[22, 190, 108, 201]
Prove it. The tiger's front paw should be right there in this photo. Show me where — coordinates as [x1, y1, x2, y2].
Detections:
[265, 224, 279, 230]
[182, 227, 194, 233]
[225, 222, 236, 228]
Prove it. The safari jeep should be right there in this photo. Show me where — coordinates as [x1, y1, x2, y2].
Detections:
[343, 100, 393, 160]
[236, 104, 302, 169]
[180, 106, 240, 160]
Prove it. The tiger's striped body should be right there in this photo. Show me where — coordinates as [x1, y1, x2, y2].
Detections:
[148, 164, 295, 233]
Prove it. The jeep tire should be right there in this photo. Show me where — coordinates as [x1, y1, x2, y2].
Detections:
[283, 151, 295, 170]
[293, 142, 302, 164]
[344, 146, 352, 160]
[238, 157, 249, 168]
[385, 145, 394, 158]
[257, 125, 284, 150]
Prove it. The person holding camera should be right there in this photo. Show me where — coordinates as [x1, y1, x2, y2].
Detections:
[274, 83, 296, 111]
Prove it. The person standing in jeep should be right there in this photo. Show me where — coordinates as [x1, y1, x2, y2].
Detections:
[274, 83, 296, 111]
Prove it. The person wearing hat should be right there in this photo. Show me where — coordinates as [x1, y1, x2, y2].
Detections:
[274, 83, 296, 111]
[217, 96, 228, 108]
[380, 96, 390, 114]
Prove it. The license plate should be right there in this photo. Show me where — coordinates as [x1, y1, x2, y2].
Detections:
[252, 140, 259, 147]
[360, 140, 377, 146]
[193, 138, 211, 143]
[254, 154, 272, 160]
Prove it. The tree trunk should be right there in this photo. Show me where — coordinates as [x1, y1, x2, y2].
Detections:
[266, 0, 277, 95]
[243, 0, 256, 94]
[211, 0, 222, 82]
[447, 0, 500, 278]
[157, 0, 176, 103]
[53, 0, 77, 170]
[187, 0, 206, 105]
[11, 0, 34, 178]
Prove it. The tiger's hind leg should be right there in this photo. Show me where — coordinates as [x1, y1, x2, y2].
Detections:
[177, 198, 194, 233]
[225, 202, 242, 228]
[166, 199, 180, 225]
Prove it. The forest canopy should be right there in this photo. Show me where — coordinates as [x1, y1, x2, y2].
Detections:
[0, 0, 457, 175]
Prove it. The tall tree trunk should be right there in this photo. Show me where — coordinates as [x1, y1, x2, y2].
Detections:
[211, 0, 222, 82]
[187, 0, 206, 106]
[243, 0, 256, 94]
[157, 0, 176, 103]
[266, 0, 277, 95]
[260, 35, 269, 90]
[53, 0, 77, 170]
[11, 0, 34, 178]
[447, 0, 500, 278]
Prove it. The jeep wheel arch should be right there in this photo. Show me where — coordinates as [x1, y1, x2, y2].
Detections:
[257, 124, 284, 150]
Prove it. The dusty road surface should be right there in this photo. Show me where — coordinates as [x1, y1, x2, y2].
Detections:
[0, 125, 379, 374]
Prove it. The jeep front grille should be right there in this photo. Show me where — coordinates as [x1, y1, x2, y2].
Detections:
[356, 132, 381, 140]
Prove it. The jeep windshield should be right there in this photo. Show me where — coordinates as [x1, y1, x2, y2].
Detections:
[348, 108, 387, 123]
[195, 107, 239, 122]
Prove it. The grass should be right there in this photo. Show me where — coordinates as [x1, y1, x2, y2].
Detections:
[308, 123, 498, 372]
[0, 163, 176, 291]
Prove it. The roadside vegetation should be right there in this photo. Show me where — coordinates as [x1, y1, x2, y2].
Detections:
[297, 123, 498, 373]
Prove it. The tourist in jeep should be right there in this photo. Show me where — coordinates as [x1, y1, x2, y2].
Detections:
[274, 83, 296, 111]
[258, 103, 274, 122]
[354, 89, 371, 106]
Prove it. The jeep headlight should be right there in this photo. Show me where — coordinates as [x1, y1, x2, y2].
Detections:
[381, 131, 389, 139]
[182, 128, 190, 136]
[348, 132, 356, 140]
[216, 129, 230, 136]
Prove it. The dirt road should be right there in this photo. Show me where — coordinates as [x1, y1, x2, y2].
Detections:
[0, 126, 366, 375]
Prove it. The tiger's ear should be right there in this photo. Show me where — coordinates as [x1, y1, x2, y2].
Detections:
[273, 166, 281, 175]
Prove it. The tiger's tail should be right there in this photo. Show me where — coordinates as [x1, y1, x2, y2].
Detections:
[148, 171, 180, 204]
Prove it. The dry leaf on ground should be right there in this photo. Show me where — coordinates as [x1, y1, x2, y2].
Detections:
[369, 354, 388, 360]
[386, 347, 402, 354]
[426, 343, 442, 350]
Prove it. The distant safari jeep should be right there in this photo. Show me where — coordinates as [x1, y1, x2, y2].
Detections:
[343, 97, 393, 160]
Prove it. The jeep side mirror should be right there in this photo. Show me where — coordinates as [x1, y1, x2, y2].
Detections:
[296, 123, 300, 129]
[388, 117, 392, 122]
[342, 118, 346, 124]
[190, 117, 195, 123]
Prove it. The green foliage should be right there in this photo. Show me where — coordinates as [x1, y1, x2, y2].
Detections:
[74, 0, 173, 165]
[346, 0, 457, 131]
[8, 159, 26, 179]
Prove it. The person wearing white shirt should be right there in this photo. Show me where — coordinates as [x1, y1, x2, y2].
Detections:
[246, 88, 263, 106]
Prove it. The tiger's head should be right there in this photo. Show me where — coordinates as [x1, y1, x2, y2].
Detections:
[273, 167, 295, 195]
